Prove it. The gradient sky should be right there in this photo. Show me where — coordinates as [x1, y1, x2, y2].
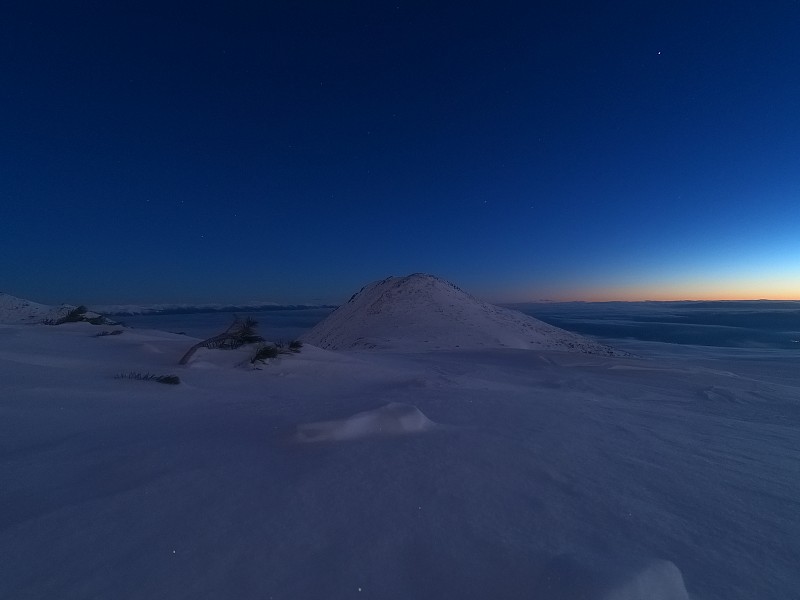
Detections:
[2, 1, 799, 305]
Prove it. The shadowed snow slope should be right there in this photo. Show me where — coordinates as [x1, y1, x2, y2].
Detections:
[302, 273, 621, 354]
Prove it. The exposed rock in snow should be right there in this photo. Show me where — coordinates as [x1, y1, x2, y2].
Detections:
[294, 402, 436, 443]
[301, 273, 622, 354]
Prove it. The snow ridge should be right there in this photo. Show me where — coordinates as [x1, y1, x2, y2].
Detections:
[0, 292, 73, 324]
[0, 293, 107, 325]
[302, 273, 622, 354]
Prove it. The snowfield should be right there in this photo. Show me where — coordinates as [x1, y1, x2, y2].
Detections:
[1, 280, 799, 599]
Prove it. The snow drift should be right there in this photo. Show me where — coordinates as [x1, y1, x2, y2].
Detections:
[536, 556, 690, 600]
[294, 402, 436, 443]
[302, 273, 621, 354]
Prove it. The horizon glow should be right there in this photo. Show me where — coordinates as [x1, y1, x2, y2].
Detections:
[2, 3, 799, 306]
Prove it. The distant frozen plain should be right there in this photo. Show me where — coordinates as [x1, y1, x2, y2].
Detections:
[2, 307, 799, 599]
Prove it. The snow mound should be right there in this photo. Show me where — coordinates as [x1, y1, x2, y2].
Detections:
[537, 556, 690, 600]
[294, 402, 436, 443]
[603, 560, 690, 600]
[302, 273, 621, 354]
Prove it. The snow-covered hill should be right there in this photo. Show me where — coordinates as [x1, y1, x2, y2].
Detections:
[0, 292, 65, 324]
[302, 273, 622, 354]
[0, 292, 108, 325]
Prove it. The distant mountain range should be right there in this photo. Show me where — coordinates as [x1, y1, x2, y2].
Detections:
[91, 302, 337, 316]
[0, 292, 334, 323]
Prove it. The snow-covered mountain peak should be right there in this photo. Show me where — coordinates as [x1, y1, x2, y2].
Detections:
[302, 274, 622, 354]
[343, 273, 474, 314]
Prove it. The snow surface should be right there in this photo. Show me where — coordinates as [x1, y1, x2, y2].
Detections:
[302, 273, 622, 355]
[2, 289, 799, 599]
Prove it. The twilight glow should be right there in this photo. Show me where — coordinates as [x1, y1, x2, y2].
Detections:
[1, 3, 798, 305]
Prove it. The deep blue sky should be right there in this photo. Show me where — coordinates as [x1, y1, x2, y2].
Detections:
[2, 1, 799, 304]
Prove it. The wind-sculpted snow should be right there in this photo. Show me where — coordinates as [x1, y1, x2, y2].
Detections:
[536, 556, 690, 600]
[2, 306, 800, 599]
[604, 560, 690, 600]
[294, 402, 436, 443]
[302, 273, 623, 355]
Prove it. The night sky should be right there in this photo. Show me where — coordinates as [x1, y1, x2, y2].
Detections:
[2, 2, 799, 305]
